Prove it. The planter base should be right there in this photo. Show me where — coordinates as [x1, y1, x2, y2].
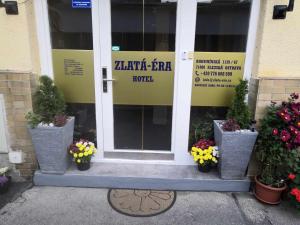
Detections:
[253, 190, 281, 205]
[29, 117, 74, 174]
[77, 162, 91, 171]
[254, 176, 286, 205]
[198, 164, 212, 173]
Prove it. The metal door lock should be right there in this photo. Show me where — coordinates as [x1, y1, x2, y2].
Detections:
[102, 68, 115, 93]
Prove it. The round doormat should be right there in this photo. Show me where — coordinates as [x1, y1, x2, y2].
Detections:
[108, 189, 176, 217]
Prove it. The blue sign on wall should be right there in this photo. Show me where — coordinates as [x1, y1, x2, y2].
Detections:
[72, 0, 91, 8]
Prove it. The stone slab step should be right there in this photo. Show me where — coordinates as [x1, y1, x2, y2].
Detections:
[34, 163, 251, 192]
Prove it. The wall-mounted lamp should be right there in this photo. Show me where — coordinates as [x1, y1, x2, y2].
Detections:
[273, 0, 294, 19]
[0, 0, 18, 15]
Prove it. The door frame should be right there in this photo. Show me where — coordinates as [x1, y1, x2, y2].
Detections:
[34, 0, 260, 165]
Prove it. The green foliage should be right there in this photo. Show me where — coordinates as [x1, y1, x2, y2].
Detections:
[189, 112, 214, 147]
[256, 103, 288, 187]
[26, 76, 66, 127]
[25, 112, 42, 129]
[227, 79, 251, 129]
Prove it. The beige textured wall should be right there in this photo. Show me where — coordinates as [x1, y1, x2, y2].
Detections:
[254, 0, 300, 78]
[0, 0, 40, 73]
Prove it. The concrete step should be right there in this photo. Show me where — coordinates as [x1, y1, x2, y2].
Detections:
[34, 163, 251, 192]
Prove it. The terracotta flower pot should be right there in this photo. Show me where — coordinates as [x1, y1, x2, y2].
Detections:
[254, 176, 287, 205]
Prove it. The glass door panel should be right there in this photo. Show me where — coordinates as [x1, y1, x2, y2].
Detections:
[48, 0, 96, 143]
[111, 0, 177, 150]
[189, 1, 251, 147]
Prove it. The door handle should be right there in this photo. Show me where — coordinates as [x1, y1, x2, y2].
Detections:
[103, 78, 115, 92]
[103, 78, 115, 82]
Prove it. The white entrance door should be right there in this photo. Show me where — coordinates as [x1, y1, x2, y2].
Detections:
[92, 0, 197, 164]
[91, 0, 259, 164]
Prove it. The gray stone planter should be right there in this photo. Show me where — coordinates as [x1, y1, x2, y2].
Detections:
[28, 117, 75, 174]
[214, 120, 258, 180]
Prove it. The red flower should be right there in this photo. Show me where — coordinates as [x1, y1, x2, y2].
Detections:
[291, 103, 300, 116]
[278, 109, 291, 122]
[288, 173, 296, 180]
[283, 114, 291, 122]
[294, 134, 300, 144]
[194, 139, 215, 149]
[272, 128, 279, 135]
[290, 188, 299, 196]
[280, 130, 291, 142]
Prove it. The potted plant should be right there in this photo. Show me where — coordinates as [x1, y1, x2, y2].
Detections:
[0, 167, 11, 194]
[214, 80, 258, 179]
[255, 93, 300, 204]
[69, 140, 97, 171]
[191, 139, 219, 173]
[26, 76, 75, 174]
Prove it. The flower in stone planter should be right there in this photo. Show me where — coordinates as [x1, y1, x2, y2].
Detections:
[191, 139, 219, 172]
[69, 140, 97, 165]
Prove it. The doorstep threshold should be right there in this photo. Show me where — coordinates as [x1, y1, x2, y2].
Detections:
[34, 163, 251, 192]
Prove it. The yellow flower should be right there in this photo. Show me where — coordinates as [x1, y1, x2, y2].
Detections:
[79, 146, 84, 151]
[74, 153, 78, 158]
[194, 155, 199, 162]
[191, 147, 197, 152]
[208, 155, 212, 159]
[199, 159, 204, 164]
[79, 153, 83, 157]
[88, 150, 93, 155]
[77, 159, 81, 163]
[212, 157, 218, 163]
[76, 142, 82, 148]
[84, 152, 89, 156]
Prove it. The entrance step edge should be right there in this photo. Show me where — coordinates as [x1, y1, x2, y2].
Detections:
[33, 163, 251, 192]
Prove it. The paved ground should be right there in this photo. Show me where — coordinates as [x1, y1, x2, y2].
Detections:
[0, 186, 300, 225]
[0, 182, 32, 209]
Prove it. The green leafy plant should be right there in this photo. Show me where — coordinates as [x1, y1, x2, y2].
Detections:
[256, 93, 300, 187]
[26, 75, 66, 128]
[226, 79, 251, 129]
[25, 112, 42, 129]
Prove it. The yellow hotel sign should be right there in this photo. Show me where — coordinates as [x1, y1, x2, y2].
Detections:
[52, 50, 245, 106]
[112, 51, 174, 105]
[52, 49, 95, 103]
[192, 52, 245, 106]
